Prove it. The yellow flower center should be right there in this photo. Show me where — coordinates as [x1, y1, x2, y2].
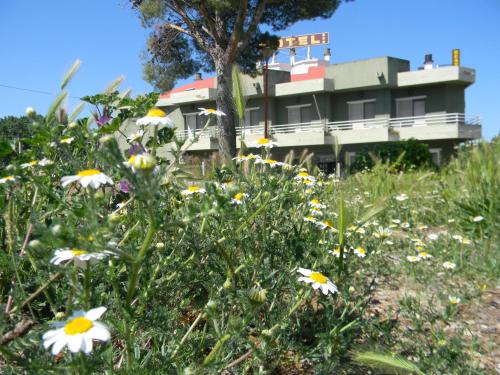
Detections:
[234, 193, 244, 200]
[257, 138, 270, 145]
[310, 272, 327, 284]
[323, 220, 333, 228]
[29, 160, 38, 166]
[265, 159, 277, 164]
[206, 109, 216, 113]
[305, 216, 314, 221]
[70, 249, 88, 256]
[77, 169, 101, 177]
[128, 155, 136, 164]
[356, 247, 366, 254]
[188, 186, 200, 192]
[64, 317, 94, 335]
[419, 252, 428, 257]
[146, 108, 166, 117]
[3, 176, 14, 180]
[310, 199, 319, 204]
[298, 172, 310, 178]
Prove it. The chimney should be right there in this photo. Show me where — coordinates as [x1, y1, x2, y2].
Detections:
[194, 72, 202, 80]
[423, 54, 433, 70]
[324, 48, 331, 62]
[452, 49, 460, 66]
[290, 48, 296, 66]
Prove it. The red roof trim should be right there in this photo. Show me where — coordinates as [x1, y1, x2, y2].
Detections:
[290, 66, 326, 82]
[160, 77, 215, 99]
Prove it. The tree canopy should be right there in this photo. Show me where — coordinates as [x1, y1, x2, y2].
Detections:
[131, 0, 346, 158]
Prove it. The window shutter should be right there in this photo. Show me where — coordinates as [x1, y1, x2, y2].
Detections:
[300, 106, 311, 123]
[348, 103, 363, 120]
[413, 99, 425, 116]
[288, 107, 300, 124]
[364, 102, 375, 119]
[396, 100, 412, 117]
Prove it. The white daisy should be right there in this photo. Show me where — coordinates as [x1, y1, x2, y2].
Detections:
[50, 248, 109, 268]
[294, 171, 316, 182]
[127, 129, 144, 143]
[125, 154, 156, 171]
[0, 175, 17, 184]
[443, 261, 456, 270]
[21, 160, 38, 168]
[254, 137, 277, 148]
[181, 186, 206, 196]
[60, 137, 75, 144]
[309, 207, 323, 217]
[297, 268, 338, 295]
[406, 255, 420, 263]
[472, 216, 484, 222]
[231, 192, 249, 205]
[428, 233, 439, 241]
[198, 107, 226, 117]
[417, 251, 432, 259]
[309, 199, 326, 209]
[448, 296, 460, 305]
[395, 193, 408, 201]
[232, 153, 261, 163]
[254, 158, 284, 168]
[136, 108, 174, 128]
[353, 246, 367, 258]
[61, 169, 113, 189]
[315, 220, 338, 232]
[303, 216, 317, 223]
[329, 246, 348, 258]
[42, 307, 110, 355]
[38, 158, 54, 166]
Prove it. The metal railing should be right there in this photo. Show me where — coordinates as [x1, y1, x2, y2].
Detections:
[174, 113, 480, 140]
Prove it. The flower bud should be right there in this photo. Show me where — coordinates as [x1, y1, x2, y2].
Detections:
[94, 191, 105, 200]
[28, 239, 42, 249]
[51, 224, 62, 236]
[223, 277, 232, 289]
[55, 311, 66, 320]
[130, 153, 156, 171]
[68, 121, 78, 129]
[248, 286, 267, 305]
[99, 135, 114, 144]
[155, 242, 165, 250]
[206, 299, 217, 313]
[107, 212, 123, 225]
[25, 107, 36, 119]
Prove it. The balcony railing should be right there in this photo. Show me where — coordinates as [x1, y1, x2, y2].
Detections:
[174, 113, 480, 140]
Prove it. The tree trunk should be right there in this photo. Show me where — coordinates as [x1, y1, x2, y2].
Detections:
[215, 60, 236, 162]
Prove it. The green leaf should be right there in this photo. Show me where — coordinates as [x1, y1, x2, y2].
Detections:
[232, 64, 246, 121]
[353, 351, 426, 375]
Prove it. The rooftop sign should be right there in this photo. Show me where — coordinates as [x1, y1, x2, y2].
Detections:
[278, 33, 329, 49]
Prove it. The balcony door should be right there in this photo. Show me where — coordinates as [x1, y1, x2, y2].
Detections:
[395, 96, 426, 126]
[184, 112, 202, 138]
[286, 104, 312, 132]
[347, 99, 376, 129]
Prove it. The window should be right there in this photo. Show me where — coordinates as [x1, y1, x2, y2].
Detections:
[396, 96, 426, 118]
[184, 113, 203, 137]
[243, 107, 260, 126]
[430, 148, 442, 166]
[286, 104, 312, 124]
[348, 100, 376, 121]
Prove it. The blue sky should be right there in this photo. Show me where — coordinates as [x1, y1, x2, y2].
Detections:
[0, 0, 498, 138]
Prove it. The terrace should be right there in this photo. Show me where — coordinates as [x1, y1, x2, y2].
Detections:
[174, 113, 481, 150]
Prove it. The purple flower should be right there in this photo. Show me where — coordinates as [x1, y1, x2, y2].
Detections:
[96, 115, 112, 127]
[118, 180, 130, 193]
[127, 145, 142, 157]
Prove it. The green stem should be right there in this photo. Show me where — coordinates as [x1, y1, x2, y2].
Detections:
[126, 217, 157, 305]
[83, 263, 91, 309]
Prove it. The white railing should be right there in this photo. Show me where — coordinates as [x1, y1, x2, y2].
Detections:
[174, 113, 480, 140]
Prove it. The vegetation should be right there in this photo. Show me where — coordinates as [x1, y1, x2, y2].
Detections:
[0, 68, 498, 374]
[350, 138, 434, 173]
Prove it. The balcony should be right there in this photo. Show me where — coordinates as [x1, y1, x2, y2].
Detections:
[174, 113, 481, 150]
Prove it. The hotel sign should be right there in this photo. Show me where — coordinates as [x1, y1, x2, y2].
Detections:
[278, 33, 329, 49]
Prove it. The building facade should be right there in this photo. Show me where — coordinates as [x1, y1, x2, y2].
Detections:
[145, 51, 481, 171]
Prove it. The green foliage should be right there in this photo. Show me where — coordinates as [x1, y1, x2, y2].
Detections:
[353, 351, 426, 375]
[232, 64, 246, 122]
[350, 138, 434, 173]
[0, 70, 497, 373]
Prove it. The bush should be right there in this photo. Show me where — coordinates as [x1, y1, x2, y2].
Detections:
[350, 138, 433, 173]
